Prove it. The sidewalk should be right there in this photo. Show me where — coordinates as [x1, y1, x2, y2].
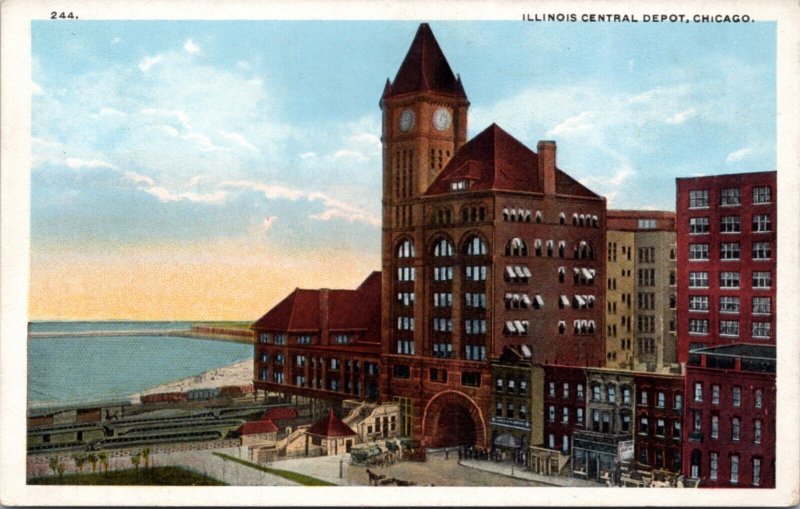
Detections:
[459, 460, 598, 487]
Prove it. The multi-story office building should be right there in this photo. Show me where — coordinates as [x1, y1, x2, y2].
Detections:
[683, 344, 776, 487]
[676, 172, 777, 364]
[378, 24, 607, 448]
[606, 210, 677, 372]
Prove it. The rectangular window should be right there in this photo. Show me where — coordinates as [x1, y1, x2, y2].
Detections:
[432, 317, 453, 332]
[392, 365, 410, 379]
[754, 419, 762, 445]
[710, 452, 718, 481]
[608, 386, 616, 403]
[752, 322, 772, 339]
[752, 297, 771, 315]
[433, 266, 453, 281]
[656, 418, 666, 436]
[694, 382, 703, 402]
[711, 414, 719, 438]
[721, 187, 741, 206]
[638, 268, 656, 286]
[752, 271, 772, 289]
[657, 392, 665, 408]
[562, 382, 570, 399]
[592, 385, 601, 402]
[395, 340, 415, 355]
[720, 215, 741, 233]
[259, 332, 271, 344]
[731, 417, 741, 441]
[461, 372, 480, 387]
[397, 266, 416, 282]
[397, 292, 415, 306]
[720, 242, 740, 260]
[638, 219, 656, 229]
[466, 319, 487, 335]
[576, 383, 585, 400]
[753, 214, 771, 232]
[689, 295, 709, 312]
[720, 271, 740, 289]
[752, 242, 771, 260]
[576, 408, 584, 426]
[689, 272, 709, 288]
[689, 244, 709, 261]
[689, 319, 709, 335]
[638, 247, 656, 263]
[673, 420, 682, 439]
[495, 401, 503, 417]
[464, 345, 487, 361]
[753, 186, 771, 204]
[674, 393, 683, 410]
[689, 217, 709, 234]
[562, 407, 569, 423]
[689, 189, 709, 208]
[623, 387, 632, 404]
[730, 455, 739, 484]
[639, 416, 649, 434]
[731, 386, 742, 407]
[712, 384, 720, 405]
[432, 342, 452, 358]
[719, 320, 739, 337]
[639, 390, 649, 406]
[719, 296, 740, 314]
[464, 265, 487, 281]
[464, 292, 486, 309]
[548, 405, 556, 422]
[638, 292, 655, 310]
[753, 458, 762, 486]
[433, 292, 453, 307]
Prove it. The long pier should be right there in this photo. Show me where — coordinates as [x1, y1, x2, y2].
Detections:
[28, 328, 254, 344]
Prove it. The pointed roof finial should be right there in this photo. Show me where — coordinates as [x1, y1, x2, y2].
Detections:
[387, 23, 467, 99]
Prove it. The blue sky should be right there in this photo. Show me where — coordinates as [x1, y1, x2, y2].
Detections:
[30, 21, 776, 319]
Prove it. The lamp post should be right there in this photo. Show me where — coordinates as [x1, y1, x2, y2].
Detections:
[339, 457, 343, 479]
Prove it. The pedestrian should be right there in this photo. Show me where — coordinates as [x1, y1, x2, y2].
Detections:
[445, 450, 449, 460]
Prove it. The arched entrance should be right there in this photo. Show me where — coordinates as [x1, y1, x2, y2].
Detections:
[421, 391, 487, 448]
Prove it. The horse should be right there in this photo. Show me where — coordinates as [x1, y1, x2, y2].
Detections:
[366, 468, 385, 486]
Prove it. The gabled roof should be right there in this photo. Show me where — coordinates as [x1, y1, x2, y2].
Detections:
[424, 124, 600, 198]
[306, 409, 356, 438]
[252, 271, 381, 339]
[237, 419, 278, 436]
[384, 23, 467, 99]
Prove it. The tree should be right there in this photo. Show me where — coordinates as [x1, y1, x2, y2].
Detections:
[98, 451, 109, 476]
[86, 452, 98, 474]
[48, 456, 59, 477]
[56, 461, 66, 481]
[141, 448, 151, 473]
[130, 451, 141, 478]
[73, 453, 86, 474]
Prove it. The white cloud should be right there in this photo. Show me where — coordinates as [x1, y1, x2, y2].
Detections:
[665, 108, 697, 125]
[64, 158, 116, 170]
[236, 61, 250, 70]
[332, 149, 368, 162]
[546, 111, 594, 137]
[124, 171, 155, 186]
[137, 184, 227, 204]
[138, 54, 164, 72]
[32, 81, 44, 95]
[98, 107, 126, 117]
[309, 207, 381, 227]
[141, 108, 192, 130]
[217, 130, 258, 151]
[725, 147, 754, 164]
[183, 39, 201, 54]
[222, 180, 305, 201]
[299, 152, 316, 160]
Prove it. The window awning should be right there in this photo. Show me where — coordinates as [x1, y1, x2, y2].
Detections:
[575, 295, 586, 306]
[494, 433, 521, 448]
[505, 321, 517, 333]
[534, 295, 544, 307]
[514, 320, 525, 332]
[522, 294, 532, 307]
[558, 266, 566, 275]
[503, 208, 509, 216]
[582, 268, 594, 279]
[506, 266, 516, 278]
[560, 295, 570, 307]
[514, 266, 525, 278]
[534, 239, 542, 248]
[522, 266, 532, 277]
[587, 295, 596, 304]
[574, 267, 581, 275]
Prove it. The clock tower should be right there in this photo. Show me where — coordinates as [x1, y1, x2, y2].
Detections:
[378, 23, 469, 431]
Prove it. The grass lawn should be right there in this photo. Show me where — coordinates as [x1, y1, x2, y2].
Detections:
[29, 466, 225, 486]
[212, 452, 336, 486]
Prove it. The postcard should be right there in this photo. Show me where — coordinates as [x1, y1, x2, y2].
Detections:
[1, 0, 798, 506]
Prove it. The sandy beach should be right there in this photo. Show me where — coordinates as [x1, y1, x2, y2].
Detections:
[131, 358, 254, 403]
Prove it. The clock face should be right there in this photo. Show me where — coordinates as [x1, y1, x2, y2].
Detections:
[433, 107, 452, 131]
[399, 109, 415, 132]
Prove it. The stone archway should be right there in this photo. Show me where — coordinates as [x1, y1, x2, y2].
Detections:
[421, 390, 487, 449]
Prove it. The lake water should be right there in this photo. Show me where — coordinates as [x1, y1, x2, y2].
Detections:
[27, 322, 253, 406]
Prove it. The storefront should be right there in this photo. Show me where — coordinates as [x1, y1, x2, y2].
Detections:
[572, 431, 627, 484]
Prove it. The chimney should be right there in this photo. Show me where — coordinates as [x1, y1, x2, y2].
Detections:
[320, 289, 330, 344]
[537, 140, 557, 195]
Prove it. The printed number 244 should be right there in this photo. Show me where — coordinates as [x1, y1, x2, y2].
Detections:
[50, 12, 78, 19]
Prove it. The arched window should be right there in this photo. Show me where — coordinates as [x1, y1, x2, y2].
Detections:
[535, 210, 542, 223]
[560, 212, 566, 225]
[558, 241, 566, 258]
[592, 215, 599, 227]
[504, 237, 528, 257]
[558, 321, 566, 335]
[572, 213, 579, 226]
[396, 239, 415, 258]
[574, 240, 594, 260]
[558, 266, 566, 283]
[433, 238, 454, 257]
[546, 240, 554, 257]
[465, 235, 488, 256]
[479, 207, 486, 221]
[579, 214, 586, 227]
[534, 239, 543, 257]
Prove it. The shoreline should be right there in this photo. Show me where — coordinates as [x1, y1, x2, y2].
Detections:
[130, 357, 255, 403]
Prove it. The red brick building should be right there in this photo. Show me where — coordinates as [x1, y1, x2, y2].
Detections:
[676, 172, 777, 364]
[683, 344, 776, 487]
[252, 272, 382, 406]
[378, 24, 606, 448]
[632, 371, 684, 473]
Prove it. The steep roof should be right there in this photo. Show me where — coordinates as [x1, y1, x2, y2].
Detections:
[237, 419, 278, 436]
[306, 409, 356, 438]
[252, 272, 381, 339]
[424, 123, 600, 198]
[384, 23, 466, 99]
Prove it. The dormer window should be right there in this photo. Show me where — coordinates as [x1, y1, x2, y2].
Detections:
[451, 180, 469, 191]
